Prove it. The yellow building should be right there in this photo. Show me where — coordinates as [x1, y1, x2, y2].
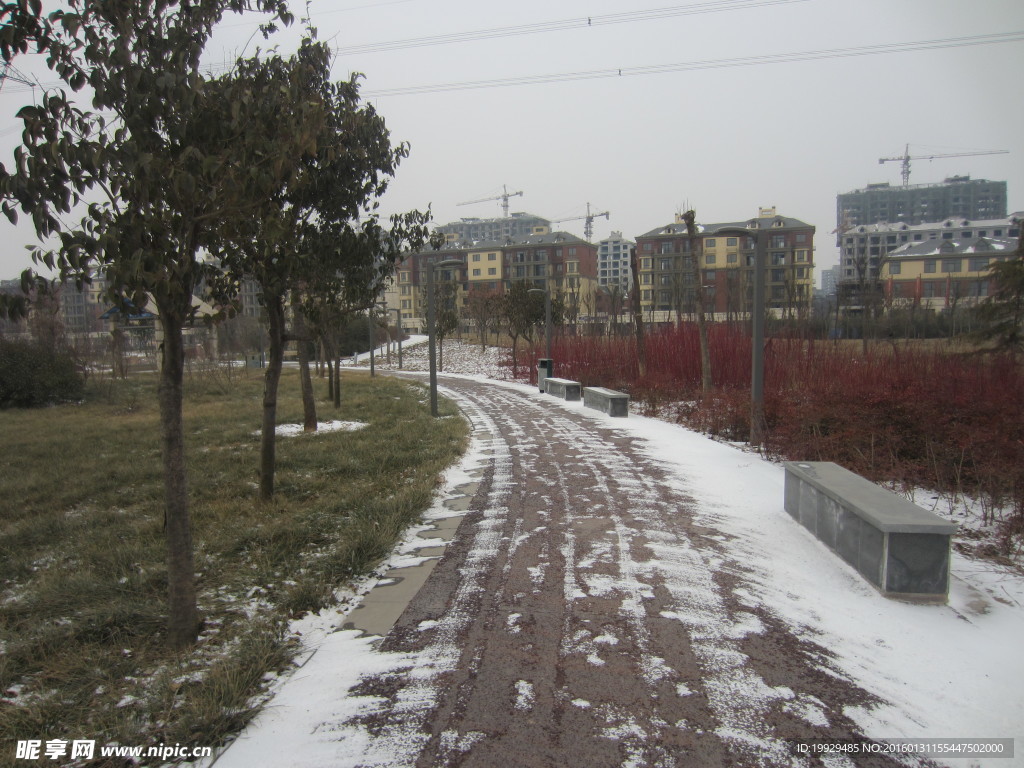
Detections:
[880, 236, 1017, 310]
[636, 208, 815, 322]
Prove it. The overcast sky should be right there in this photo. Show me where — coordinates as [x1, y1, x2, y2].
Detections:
[1, 0, 1022, 285]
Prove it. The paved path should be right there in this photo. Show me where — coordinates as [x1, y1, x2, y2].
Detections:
[334, 375, 912, 768]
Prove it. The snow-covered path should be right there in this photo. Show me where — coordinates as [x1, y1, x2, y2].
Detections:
[212, 370, 1024, 768]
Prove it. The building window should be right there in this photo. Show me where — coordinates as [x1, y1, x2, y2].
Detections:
[488, 253, 497, 261]
[727, 253, 738, 264]
[568, 247, 577, 256]
[795, 250, 808, 262]
[771, 269, 785, 282]
[660, 242, 674, 254]
[706, 239, 716, 248]
[889, 262, 901, 275]
[641, 257, 652, 270]
[771, 252, 786, 265]
[399, 271, 410, 283]
[473, 268, 481, 276]
[705, 254, 716, 265]
[488, 267, 497, 276]
[771, 235, 786, 248]
[942, 259, 961, 273]
[924, 260, 937, 274]
[472, 253, 481, 262]
[969, 257, 989, 272]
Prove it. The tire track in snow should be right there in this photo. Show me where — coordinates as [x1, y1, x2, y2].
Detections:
[344, 377, 900, 767]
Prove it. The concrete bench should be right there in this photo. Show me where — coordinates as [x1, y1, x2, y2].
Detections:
[784, 461, 957, 602]
[583, 386, 629, 417]
[543, 377, 581, 401]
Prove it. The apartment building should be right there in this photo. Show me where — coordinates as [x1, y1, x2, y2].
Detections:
[437, 212, 551, 244]
[880, 235, 1018, 310]
[836, 212, 1022, 285]
[596, 231, 635, 293]
[837, 176, 1007, 230]
[384, 231, 599, 332]
[635, 207, 815, 321]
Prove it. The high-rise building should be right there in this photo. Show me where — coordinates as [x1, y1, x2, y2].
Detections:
[437, 212, 551, 244]
[836, 176, 1006, 232]
[596, 232, 635, 292]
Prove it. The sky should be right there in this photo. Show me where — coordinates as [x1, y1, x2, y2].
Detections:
[200, 342, 1024, 767]
[1, 0, 1022, 286]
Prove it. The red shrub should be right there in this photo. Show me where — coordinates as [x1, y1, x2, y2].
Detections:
[507, 327, 1024, 550]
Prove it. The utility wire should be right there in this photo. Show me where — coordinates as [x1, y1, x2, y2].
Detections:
[363, 31, 1024, 97]
[333, 0, 808, 56]
[198, 0, 807, 75]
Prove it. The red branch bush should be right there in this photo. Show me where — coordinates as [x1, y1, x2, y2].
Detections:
[509, 326, 1024, 552]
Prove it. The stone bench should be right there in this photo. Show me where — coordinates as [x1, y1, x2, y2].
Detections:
[784, 461, 957, 602]
[583, 386, 629, 417]
[543, 377, 581, 401]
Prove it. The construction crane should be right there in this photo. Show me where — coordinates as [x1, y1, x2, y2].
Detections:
[879, 144, 1009, 186]
[457, 185, 523, 218]
[550, 202, 610, 242]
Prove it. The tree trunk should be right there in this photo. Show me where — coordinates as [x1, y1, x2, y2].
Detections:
[292, 294, 317, 433]
[333, 348, 342, 408]
[326, 354, 335, 403]
[157, 308, 198, 649]
[260, 293, 285, 500]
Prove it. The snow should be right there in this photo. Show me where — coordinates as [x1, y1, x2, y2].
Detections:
[270, 420, 366, 437]
[205, 341, 1024, 768]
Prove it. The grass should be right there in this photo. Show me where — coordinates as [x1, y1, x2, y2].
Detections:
[0, 365, 467, 765]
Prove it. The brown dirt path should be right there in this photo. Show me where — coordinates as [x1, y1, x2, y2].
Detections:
[348, 376, 923, 768]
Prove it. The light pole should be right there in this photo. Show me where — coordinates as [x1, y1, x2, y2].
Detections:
[528, 287, 552, 361]
[716, 224, 767, 447]
[427, 257, 464, 417]
[528, 286, 552, 390]
[390, 307, 403, 369]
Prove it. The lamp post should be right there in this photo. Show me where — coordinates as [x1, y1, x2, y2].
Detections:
[427, 257, 464, 417]
[390, 307, 403, 369]
[527, 287, 552, 361]
[716, 224, 767, 447]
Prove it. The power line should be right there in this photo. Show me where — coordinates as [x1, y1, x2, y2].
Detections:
[362, 30, 1024, 97]
[333, 0, 809, 56]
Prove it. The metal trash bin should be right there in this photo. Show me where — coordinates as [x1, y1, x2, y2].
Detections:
[537, 358, 553, 392]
